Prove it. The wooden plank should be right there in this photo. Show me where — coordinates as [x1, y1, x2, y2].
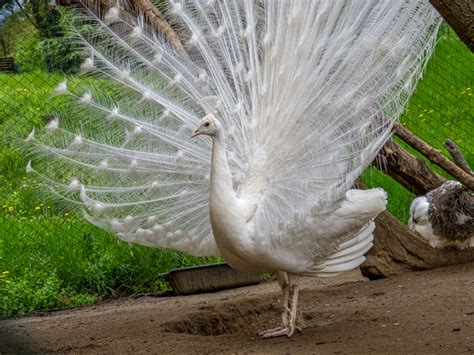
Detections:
[0, 57, 15, 72]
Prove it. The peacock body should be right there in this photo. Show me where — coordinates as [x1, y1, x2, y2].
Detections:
[25, 0, 441, 337]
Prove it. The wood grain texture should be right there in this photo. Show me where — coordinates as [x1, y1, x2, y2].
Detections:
[430, 0, 474, 51]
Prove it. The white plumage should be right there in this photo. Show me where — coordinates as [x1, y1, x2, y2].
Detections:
[25, 0, 440, 337]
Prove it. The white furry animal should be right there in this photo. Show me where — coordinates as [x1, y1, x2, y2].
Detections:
[25, 0, 440, 337]
[409, 181, 474, 249]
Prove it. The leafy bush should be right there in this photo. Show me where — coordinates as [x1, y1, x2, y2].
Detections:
[39, 10, 92, 74]
[7, 6, 90, 73]
[14, 32, 44, 72]
[39, 36, 84, 74]
[0, 268, 97, 316]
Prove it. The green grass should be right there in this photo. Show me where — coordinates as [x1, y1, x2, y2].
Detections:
[1, 25, 472, 317]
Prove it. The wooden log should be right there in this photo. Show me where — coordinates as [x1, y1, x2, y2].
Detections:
[394, 123, 474, 190]
[429, 0, 474, 51]
[376, 140, 446, 196]
[361, 211, 474, 279]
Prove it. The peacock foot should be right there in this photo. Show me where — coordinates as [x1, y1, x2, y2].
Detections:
[258, 325, 302, 338]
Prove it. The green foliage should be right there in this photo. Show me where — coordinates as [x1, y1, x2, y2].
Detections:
[1, 269, 63, 315]
[1, 4, 88, 73]
[29, 0, 61, 38]
[38, 9, 91, 73]
[13, 30, 44, 72]
[39, 36, 83, 73]
[0, 6, 27, 57]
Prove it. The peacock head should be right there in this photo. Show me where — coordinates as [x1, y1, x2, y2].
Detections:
[191, 114, 221, 138]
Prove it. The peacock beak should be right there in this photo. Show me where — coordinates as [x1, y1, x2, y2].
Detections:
[191, 129, 201, 138]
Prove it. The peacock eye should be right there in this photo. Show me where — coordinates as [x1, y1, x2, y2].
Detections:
[204, 122, 210, 127]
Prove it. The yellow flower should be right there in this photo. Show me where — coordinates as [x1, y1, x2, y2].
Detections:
[7, 206, 13, 212]
[5, 280, 11, 284]
[2, 271, 9, 275]
[35, 206, 41, 211]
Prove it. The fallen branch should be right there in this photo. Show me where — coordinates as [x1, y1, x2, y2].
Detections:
[394, 123, 474, 190]
[444, 139, 473, 175]
[361, 211, 474, 279]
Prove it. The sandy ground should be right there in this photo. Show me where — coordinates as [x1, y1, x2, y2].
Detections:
[1, 261, 473, 354]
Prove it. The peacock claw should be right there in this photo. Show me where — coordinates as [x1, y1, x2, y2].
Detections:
[259, 325, 302, 338]
[259, 326, 291, 338]
[258, 325, 284, 337]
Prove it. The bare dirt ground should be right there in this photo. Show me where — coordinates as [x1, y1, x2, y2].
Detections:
[1, 261, 473, 354]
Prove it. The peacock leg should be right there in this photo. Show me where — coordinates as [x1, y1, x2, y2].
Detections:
[259, 272, 301, 338]
[258, 271, 290, 337]
[287, 274, 300, 336]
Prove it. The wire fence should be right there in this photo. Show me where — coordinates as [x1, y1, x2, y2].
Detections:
[0, 4, 472, 316]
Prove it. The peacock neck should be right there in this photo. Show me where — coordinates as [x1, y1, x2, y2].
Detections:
[208, 129, 253, 269]
[210, 132, 236, 202]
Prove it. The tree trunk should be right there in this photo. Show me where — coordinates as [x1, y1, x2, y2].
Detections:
[361, 211, 474, 279]
[375, 140, 446, 196]
[430, 0, 474, 51]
